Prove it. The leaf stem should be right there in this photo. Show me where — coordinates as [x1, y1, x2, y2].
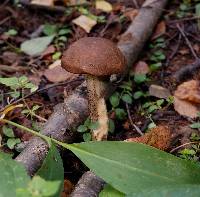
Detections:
[1, 119, 69, 149]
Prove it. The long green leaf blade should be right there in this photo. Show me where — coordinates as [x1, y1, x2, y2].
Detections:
[128, 184, 200, 197]
[65, 142, 200, 194]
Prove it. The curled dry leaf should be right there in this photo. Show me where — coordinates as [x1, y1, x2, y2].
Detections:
[151, 20, 166, 40]
[174, 80, 200, 103]
[44, 60, 78, 83]
[126, 125, 172, 151]
[95, 0, 113, 13]
[173, 96, 199, 118]
[132, 61, 150, 75]
[72, 15, 97, 33]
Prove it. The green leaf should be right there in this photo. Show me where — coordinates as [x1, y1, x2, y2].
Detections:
[115, 108, 127, 120]
[109, 92, 120, 108]
[36, 143, 64, 197]
[0, 77, 19, 88]
[52, 52, 61, 60]
[88, 121, 99, 130]
[0, 151, 30, 196]
[150, 62, 162, 71]
[32, 105, 40, 112]
[190, 122, 200, 129]
[58, 28, 72, 35]
[28, 176, 61, 197]
[122, 94, 133, 104]
[156, 99, 164, 106]
[83, 133, 92, 142]
[7, 138, 21, 149]
[134, 74, 147, 84]
[108, 119, 115, 133]
[100, 184, 125, 197]
[25, 83, 38, 93]
[5, 29, 18, 36]
[20, 35, 55, 56]
[58, 36, 67, 42]
[77, 125, 88, 133]
[10, 91, 20, 98]
[147, 105, 158, 113]
[65, 142, 200, 194]
[3, 125, 15, 137]
[43, 24, 58, 36]
[179, 149, 196, 156]
[133, 91, 145, 99]
[127, 184, 200, 197]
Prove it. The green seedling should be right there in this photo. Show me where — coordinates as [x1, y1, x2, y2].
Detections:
[2, 125, 21, 149]
[4, 29, 18, 36]
[21, 105, 40, 119]
[0, 76, 38, 99]
[77, 118, 99, 141]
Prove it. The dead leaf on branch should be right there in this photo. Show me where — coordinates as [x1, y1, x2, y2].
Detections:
[151, 20, 166, 40]
[126, 125, 172, 151]
[43, 60, 78, 82]
[173, 96, 200, 118]
[174, 80, 200, 104]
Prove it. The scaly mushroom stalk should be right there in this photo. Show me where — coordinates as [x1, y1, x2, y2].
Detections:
[86, 75, 108, 141]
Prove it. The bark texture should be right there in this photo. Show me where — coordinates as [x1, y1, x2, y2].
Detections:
[15, 0, 168, 194]
[70, 171, 105, 197]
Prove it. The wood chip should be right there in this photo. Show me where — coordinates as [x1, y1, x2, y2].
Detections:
[149, 84, 171, 99]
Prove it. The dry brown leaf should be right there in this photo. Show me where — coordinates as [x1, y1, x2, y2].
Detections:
[41, 45, 56, 58]
[44, 60, 78, 82]
[123, 8, 138, 21]
[149, 84, 171, 99]
[126, 125, 172, 151]
[95, 0, 112, 13]
[72, 15, 97, 33]
[173, 96, 199, 118]
[151, 20, 166, 40]
[31, 0, 54, 6]
[174, 80, 200, 103]
[132, 61, 150, 75]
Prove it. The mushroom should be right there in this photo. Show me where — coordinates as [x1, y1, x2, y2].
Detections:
[61, 37, 125, 141]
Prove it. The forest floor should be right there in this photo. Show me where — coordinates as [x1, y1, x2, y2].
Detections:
[0, 0, 200, 195]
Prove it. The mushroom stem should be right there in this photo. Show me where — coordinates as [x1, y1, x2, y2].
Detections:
[86, 75, 108, 141]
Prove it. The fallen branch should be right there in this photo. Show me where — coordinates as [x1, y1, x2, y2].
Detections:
[15, 0, 168, 194]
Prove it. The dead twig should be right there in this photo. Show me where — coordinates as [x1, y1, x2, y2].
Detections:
[176, 23, 199, 60]
[170, 142, 198, 153]
[126, 103, 143, 136]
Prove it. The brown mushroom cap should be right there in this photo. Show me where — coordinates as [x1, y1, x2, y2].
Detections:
[61, 37, 126, 76]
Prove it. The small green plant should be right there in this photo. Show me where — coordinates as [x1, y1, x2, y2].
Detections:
[21, 105, 40, 120]
[4, 29, 18, 36]
[179, 133, 200, 161]
[77, 7, 106, 23]
[0, 76, 38, 99]
[141, 99, 165, 114]
[2, 125, 21, 149]
[77, 118, 99, 141]
[42, 24, 72, 50]
[176, 1, 192, 18]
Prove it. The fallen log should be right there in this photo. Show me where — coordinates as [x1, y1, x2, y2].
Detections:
[15, 0, 168, 195]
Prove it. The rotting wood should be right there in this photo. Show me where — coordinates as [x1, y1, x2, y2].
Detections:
[15, 0, 168, 195]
